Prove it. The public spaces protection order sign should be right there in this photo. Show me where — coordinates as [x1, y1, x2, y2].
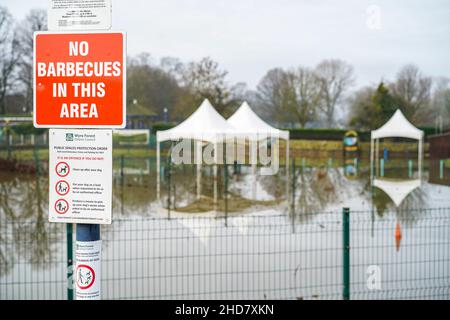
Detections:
[33, 31, 126, 128]
[48, 0, 112, 31]
[49, 129, 112, 224]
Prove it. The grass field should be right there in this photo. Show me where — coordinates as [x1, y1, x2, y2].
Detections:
[0, 139, 429, 163]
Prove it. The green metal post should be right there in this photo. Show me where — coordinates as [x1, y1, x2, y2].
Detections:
[291, 158, 296, 214]
[66, 223, 74, 300]
[33, 144, 41, 176]
[6, 127, 11, 160]
[440, 160, 444, 179]
[167, 151, 171, 219]
[343, 207, 350, 300]
[380, 159, 384, 177]
[224, 162, 228, 225]
[120, 154, 124, 186]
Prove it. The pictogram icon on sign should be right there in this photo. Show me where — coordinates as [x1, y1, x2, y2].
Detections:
[56, 162, 70, 177]
[55, 180, 70, 196]
[55, 199, 69, 214]
[76, 264, 95, 290]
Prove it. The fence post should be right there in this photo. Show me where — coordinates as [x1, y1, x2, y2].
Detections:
[224, 161, 228, 226]
[167, 152, 171, 219]
[120, 155, 124, 186]
[343, 207, 350, 300]
[33, 144, 41, 176]
[66, 223, 74, 300]
[6, 128, 11, 160]
[291, 158, 296, 214]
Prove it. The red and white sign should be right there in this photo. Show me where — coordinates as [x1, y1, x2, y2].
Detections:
[33, 31, 126, 128]
[76, 241, 101, 300]
[76, 264, 96, 290]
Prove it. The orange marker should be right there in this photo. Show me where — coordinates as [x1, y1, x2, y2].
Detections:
[395, 221, 402, 252]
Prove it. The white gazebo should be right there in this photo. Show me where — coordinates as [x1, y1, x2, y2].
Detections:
[156, 99, 235, 202]
[227, 102, 290, 198]
[370, 109, 424, 181]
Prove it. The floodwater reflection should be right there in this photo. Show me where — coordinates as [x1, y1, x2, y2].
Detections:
[0, 158, 450, 299]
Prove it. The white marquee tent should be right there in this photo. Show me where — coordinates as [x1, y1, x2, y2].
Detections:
[156, 99, 235, 143]
[156, 99, 235, 201]
[156, 100, 291, 207]
[227, 102, 289, 140]
[227, 102, 290, 198]
[370, 109, 424, 181]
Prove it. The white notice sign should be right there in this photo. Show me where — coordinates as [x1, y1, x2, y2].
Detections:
[49, 129, 112, 224]
[76, 240, 101, 300]
[48, 0, 112, 31]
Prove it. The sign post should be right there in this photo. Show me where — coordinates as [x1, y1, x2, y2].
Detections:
[35, 0, 125, 300]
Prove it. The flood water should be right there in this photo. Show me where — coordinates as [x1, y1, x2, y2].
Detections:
[0, 157, 449, 299]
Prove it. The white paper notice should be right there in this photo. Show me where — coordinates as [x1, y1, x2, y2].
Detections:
[48, 0, 112, 31]
[49, 129, 112, 224]
[76, 240, 101, 300]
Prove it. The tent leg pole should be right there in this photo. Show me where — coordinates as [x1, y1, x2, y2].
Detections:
[375, 139, 379, 177]
[286, 139, 289, 203]
[252, 163, 257, 200]
[156, 141, 160, 200]
[370, 138, 374, 182]
[418, 138, 423, 180]
[214, 164, 218, 210]
[196, 141, 202, 200]
[213, 142, 218, 211]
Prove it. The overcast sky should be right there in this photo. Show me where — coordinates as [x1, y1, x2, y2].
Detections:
[3, 0, 450, 90]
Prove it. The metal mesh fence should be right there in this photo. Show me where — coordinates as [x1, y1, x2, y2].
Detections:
[1, 207, 449, 300]
[0, 219, 67, 299]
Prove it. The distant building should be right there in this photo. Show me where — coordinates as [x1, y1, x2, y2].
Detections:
[428, 131, 450, 160]
[126, 102, 160, 129]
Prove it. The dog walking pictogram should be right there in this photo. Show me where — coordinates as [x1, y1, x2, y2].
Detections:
[55, 180, 70, 196]
[54, 199, 69, 214]
[56, 162, 70, 177]
[76, 265, 95, 290]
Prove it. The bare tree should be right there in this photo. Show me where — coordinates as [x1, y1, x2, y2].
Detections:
[15, 9, 47, 113]
[431, 77, 450, 128]
[290, 67, 320, 128]
[390, 64, 432, 124]
[127, 53, 181, 121]
[178, 57, 234, 116]
[256, 68, 292, 124]
[315, 59, 355, 127]
[0, 6, 20, 114]
[257, 67, 320, 128]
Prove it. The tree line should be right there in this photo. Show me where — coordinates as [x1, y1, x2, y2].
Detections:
[1, 6, 449, 130]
